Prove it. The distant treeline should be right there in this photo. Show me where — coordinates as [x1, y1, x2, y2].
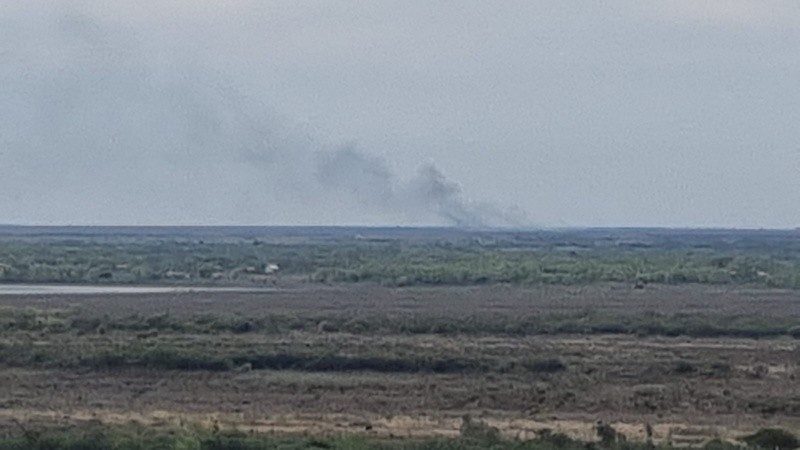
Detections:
[2, 229, 800, 287]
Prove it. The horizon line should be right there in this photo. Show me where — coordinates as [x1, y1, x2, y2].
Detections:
[1, 224, 798, 232]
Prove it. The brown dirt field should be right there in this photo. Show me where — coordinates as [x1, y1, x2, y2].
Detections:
[1, 284, 799, 442]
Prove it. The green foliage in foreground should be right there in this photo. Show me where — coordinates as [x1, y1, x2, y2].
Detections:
[1, 422, 795, 450]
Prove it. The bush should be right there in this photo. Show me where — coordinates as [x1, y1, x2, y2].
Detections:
[674, 361, 697, 375]
[596, 422, 624, 447]
[459, 415, 501, 445]
[522, 358, 567, 373]
[536, 429, 580, 448]
[741, 428, 799, 450]
[704, 439, 742, 450]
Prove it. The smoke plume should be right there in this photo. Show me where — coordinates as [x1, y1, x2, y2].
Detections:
[0, 4, 525, 227]
[316, 148, 525, 227]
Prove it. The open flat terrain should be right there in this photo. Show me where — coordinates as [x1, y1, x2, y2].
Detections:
[2, 284, 799, 445]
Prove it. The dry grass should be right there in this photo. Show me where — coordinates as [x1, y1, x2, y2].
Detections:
[1, 285, 799, 444]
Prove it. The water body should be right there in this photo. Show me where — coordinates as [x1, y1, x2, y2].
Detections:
[0, 285, 275, 295]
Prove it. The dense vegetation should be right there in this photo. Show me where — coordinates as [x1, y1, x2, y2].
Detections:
[2, 227, 800, 287]
[4, 306, 800, 342]
[0, 421, 795, 450]
[1, 304, 797, 377]
[0, 305, 564, 374]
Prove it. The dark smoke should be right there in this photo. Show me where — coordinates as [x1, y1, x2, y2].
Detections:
[316, 148, 523, 227]
[0, 6, 526, 227]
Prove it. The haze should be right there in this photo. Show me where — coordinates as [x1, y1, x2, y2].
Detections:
[1, 1, 798, 228]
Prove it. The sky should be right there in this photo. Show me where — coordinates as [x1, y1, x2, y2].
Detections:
[0, 0, 798, 228]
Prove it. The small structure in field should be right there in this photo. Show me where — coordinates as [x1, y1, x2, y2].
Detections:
[165, 270, 190, 279]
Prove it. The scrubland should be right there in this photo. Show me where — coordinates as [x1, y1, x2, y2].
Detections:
[1, 228, 799, 448]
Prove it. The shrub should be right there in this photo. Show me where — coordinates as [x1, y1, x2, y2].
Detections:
[459, 415, 501, 445]
[522, 358, 567, 373]
[674, 361, 696, 375]
[596, 422, 623, 447]
[704, 439, 742, 450]
[741, 428, 799, 450]
[536, 428, 580, 448]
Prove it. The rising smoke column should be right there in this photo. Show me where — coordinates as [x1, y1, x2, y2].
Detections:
[316, 147, 504, 227]
[0, 6, 527, 227]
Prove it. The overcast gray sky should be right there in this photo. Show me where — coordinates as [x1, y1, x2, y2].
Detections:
[1, 1, 798, 228]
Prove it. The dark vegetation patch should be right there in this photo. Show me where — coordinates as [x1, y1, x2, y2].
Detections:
[0, 320, 572, 375]
[12, 343, 571, 375]
[1, 422, 796, 450]
[741, 428, 800, 450]
[3, 307, 800, 340]
[78, 348, 485, 374]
